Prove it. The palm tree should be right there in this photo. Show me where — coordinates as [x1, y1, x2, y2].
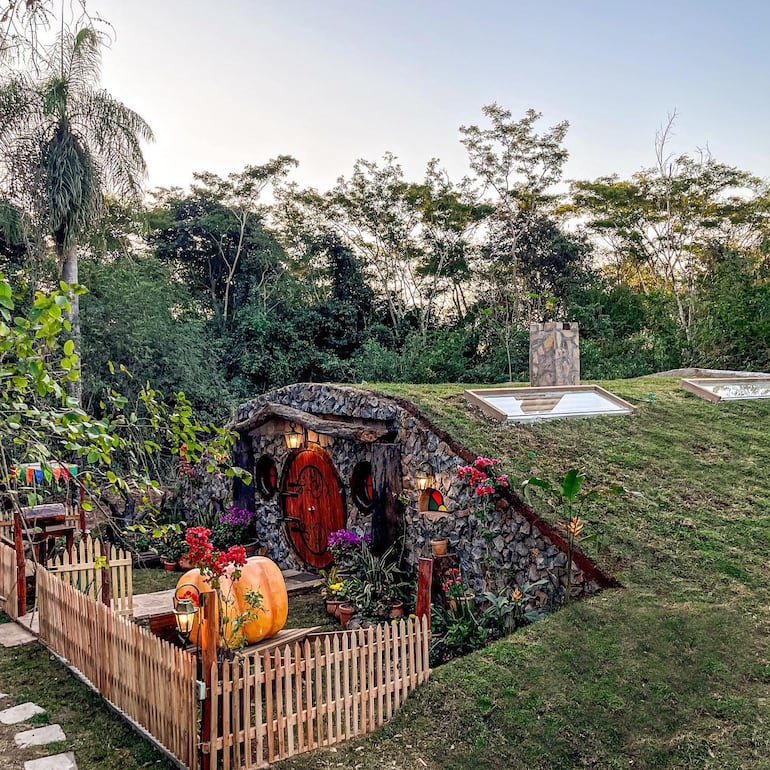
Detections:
[0, 25, 153, 403]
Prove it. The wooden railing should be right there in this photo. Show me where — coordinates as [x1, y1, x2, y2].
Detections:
[209, 617, 431, 769]
[47, 534, 133, 617]
[37, 568, 198, 769]
[0, 540, 18, 618]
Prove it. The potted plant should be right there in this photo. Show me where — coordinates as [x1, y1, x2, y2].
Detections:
[429, 516, 449, 557]
[344, 546, 409, 621]
[383, 582, 406, 618]
[319, 565, 345, 616]
[441, 566, 475, 613]
[128, 519, 183, 569]
[160, 537, 185, 571]
[211, 505, 259, 553]
[327, 528, 371, 574]
[337, 601, 355, 629]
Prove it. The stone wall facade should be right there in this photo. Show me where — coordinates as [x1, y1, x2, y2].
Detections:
[529, 322, 580, 386]
[190, 383, 603, 600]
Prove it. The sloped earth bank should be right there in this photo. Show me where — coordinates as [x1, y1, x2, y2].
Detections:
[274, 377, 770, 770]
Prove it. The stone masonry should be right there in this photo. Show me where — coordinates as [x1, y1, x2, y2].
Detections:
[188, 383, 605, 601]
[529, 322, 580, 386]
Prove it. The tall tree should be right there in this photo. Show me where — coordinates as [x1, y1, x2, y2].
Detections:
[0, 0, 55, 64]
[571, 115, 766, 343]
[460, 105, 570, 380]
[0, 25, 153, 402]
[149, 161, 295, 333]
[279, 154, 483, 341]
[186, 159, 297, 324]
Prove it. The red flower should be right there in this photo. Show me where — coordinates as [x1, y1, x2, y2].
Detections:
[183, 527, 247, 583]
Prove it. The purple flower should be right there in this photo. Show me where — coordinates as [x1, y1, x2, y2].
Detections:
[221, 505, 255, 527]
[328, 528, 369, 551]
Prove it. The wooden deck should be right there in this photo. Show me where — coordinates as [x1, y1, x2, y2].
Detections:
[133, 569, 320, 621]
[237, 625, 321, 656]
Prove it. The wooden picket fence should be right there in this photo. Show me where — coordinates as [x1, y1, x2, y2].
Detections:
[0, 540, 19, 618]
[37, 567, 198, 769]
[46, 535, 133, 617]
[209, 616, 431, 769]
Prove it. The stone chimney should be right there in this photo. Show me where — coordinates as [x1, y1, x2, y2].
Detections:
[529, 322, 580, 387]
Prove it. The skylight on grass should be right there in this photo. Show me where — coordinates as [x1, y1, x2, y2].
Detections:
[464, 385, 635, 424]
[680, 377, 770, 403]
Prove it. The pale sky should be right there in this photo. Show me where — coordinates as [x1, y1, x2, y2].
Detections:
[83, 0, 769, 195]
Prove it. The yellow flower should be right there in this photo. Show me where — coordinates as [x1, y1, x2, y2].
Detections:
[330, 582, 344, 593]
[567, 516, 584, 537]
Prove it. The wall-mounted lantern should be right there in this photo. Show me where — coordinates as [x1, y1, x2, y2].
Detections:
[416, 463, 434, 491]
[283, 427, 304, 450]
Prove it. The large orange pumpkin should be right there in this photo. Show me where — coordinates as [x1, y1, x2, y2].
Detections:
[175, 556, 288, 648]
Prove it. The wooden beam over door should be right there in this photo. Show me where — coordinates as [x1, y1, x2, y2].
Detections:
[232, 402, 394, 443]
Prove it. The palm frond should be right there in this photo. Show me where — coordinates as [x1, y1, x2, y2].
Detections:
[0, 22, 151, 260]
[71, 89, 153, 197]
[42, 126, 101, 254]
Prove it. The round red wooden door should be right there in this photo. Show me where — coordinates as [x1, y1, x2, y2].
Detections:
[281, 448, 346, 568]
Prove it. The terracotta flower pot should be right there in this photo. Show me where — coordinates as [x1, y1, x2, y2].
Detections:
[160, 557, 177, 572]
[389, 601, 405, 619]
[326, 598, 343, 617]
[243, 541, 260, 557]
[337, 603, 355, 629]
[430, 538, 449, 557]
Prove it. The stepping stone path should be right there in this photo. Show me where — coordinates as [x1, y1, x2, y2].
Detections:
[0, 622, 36, 647]
[15, 724, 67, 748]
[24, 755, 78, 770]
[0, 702, 45, 724]
[0, 693, 76, 769]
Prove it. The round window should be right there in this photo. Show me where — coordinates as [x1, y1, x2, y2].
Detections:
[351, 461, 375, 511]
[255, 455, 278, 499]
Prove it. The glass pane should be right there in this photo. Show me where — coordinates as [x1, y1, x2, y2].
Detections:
[466, 386, 634, 423]
[687, 378, 770, 401]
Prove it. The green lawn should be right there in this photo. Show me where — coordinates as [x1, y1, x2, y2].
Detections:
[274, 377, 770, 769]
[0, 637, 174, 770]
[4, 377, 770, 769]
[132, 566, 181, 595]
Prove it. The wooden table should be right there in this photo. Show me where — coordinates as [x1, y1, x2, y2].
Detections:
[18, 503, 76, 563]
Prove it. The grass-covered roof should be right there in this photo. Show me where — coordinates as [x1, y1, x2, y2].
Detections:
[278, 375, 770, 770]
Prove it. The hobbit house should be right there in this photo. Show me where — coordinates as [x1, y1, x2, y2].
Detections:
[190, 383, 614, 598]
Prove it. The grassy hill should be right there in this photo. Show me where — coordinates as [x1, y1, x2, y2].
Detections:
[278, 376, 770, 770]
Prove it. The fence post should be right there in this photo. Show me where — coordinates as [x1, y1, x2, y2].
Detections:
[100, 564, 111, 607]
[200, 589, 218, 770]
[78, 484, 87, 533]
[416, 557, 432, 626]
[13, 510, 25, 616]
